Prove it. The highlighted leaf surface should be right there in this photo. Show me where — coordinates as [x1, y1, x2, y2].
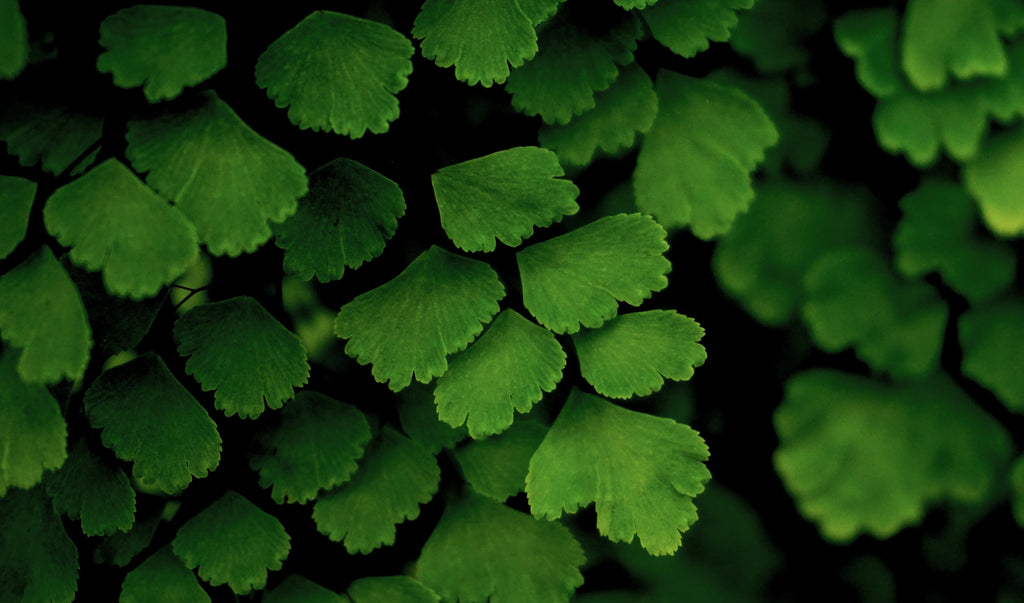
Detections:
[901, 0, 1007, 91]
[0, 174, 35, 259]
[964, 126, 1024, 237]
[45, 440, 135, 536]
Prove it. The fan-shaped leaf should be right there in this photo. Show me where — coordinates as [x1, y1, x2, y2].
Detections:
[273, 157, 404, 282]
[964, 126, 1024, 237]
[454, 419, 547, 501]
[833, 8, 903, 98]
[256, 11, 413, 137]
[960, 300, 1024, 412]
[97, 5, 226, 102]
[634, 70, 778, 238]
[125, 91, 308, 256]
[349, 576, 440, 603]
[517, 213, 670, 334]
[44, 159, 199, 299]
[313, 428, 440, 554]
[45, 439, 135, 536]
[432, 147, 579, 252]
[335, 245, 505, 391]
[120, 546, 210, 603]
[172, 490, 290, 595]
[729, 0, 826, 74]
[175, 296, 309, 419]
[573, 310, 706, 399]
[0, 174, 35, 260]
[643, 0, 755, 59]
[0, 0, 28, 79]
[0, 486, 79, 603]
[416, 491, 585, 602]
[250, 391, 372, 504]
[0, 246, 92, 383]
[265, 575, 348, 603]
[83, 353, 221, 493]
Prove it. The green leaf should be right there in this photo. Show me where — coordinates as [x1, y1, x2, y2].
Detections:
[573, 310, 706, 400]
[255, 11, 413, 137]
[313, 428, 440, 553]
[0, 486, 79, 603]
[0, 246, 92, 383]
[265, 575, 349, 603]
[634, 70, 778, 238]
[416, 491, 585, 602]
[125, 91, 308, 256]
[894, 180, 1015, 302]
[413, 0, 538, 87]
[397, 384, 468, 454]
[432, 147, 580, 252]
[901, 0, 1007, 92]
[83, 353, 221, 493]
[175, 296, 310, 419]
[45, 439, 134, 536]
[505, 12, 640, 124]
[0, 347, 67, 496]
[43, 158, 199, 299]
[0, 0, 28, 79]
[774, 370, 1012, 541]
[517, 213, 670, 334]
[729, 0, 827, 74]
[348, 576, 440, 603]
[120, 546, 210, 603]
[172, 490, 290, 595]
[964, 125, 1024, 237]
[96, 5, 226, 102]
[1012, 455, 1024, 528]
[273, 157, 405, 282]
[516, 0, 566, 24]
[94, 513, 160, 567]
[335, 245, 505, 391]
[434, 309, 564, 438]
[538, 63, 658, 166]
[959, 300, 1024, 412]
[642, 0, 755, 58]
[616, 0, 657, 8]
[833, 8, 903, 98]
[454, 419, 547, 501]
[250, 391, 372, 504]
[526, 389, 711, 555]
[0, 174, 35, 260]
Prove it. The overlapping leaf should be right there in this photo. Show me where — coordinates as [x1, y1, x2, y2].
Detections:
[434, 309, 565, 438]
[175, 296, 310, 419]
[265, 575, 347, 603]
[0, 174, 34, 260]
[634, 70, 778, 238]
[120, 546, 210, 603]
[97, 5, 227, 102]
[642, 0, 755, 58]
[959, 300, 1024, 412]
[125, 91, 308, 256]
[432, 147, 579, 252]
[398, 385, 468, 454]
[964, 126, 1024, 237]
[0, 246, 92, 383]
[250, 391, 372, 503]
[313, 428, 440, 554]
[94, 513, 160, 567]
[454, 419, 547, 501]
[335, 246, 505, 390]
[0, 486, 79, 603]
[172, 490, 290, 594]
[416, 491, 585, 602]
[348, 576, 440, 603]
[45, 440, 135, 536]
[273, 157, 404, 281]
[573, 310, 706, 399]
[729, 0, 826, 74]
[0, 0, 27, 79]
[44, 159, 199, 299]
[527, 389, 711, 555]
[517, 213, 670, 334]
[833, 8, 903, 98]
[255, 11, 413, 137]
[84, 353, 221, 493]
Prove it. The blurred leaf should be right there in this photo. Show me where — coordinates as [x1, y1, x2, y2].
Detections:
[265, 575, 349, 603]
[0, 0, 27, 79]
[0, 174, 34, 259]
[834, 8, 903, 98]
[963, 125, 1024, 237]
[94, 513, 160, 567]
[454, 419, 547, 501]
[45, 439, 135, 536]
[959, 299, 1024, 412]
[348, 576, 440, 603]
[0, 486, 79, 603]
[120, 546, 210, 603]
[729, 0, 826, 74]
[97, 5, 226, 102]
[643, 0, 754, 58]
[1011, 455, 1024, 527]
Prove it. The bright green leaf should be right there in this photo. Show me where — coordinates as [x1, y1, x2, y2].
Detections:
[573, 310, 706, 399]
[0, 174, 35, 260]
[416, 491, 584, 602]
[0, 347, 67, 496]
[398, 384, 468, 454]
[172, 490, 290, 595]
[774, 370, 1011, 541]
[348, 576, 440, 603]
[250, 391, 372, 504]
[434, 310, 564, 438]
[0, 0, 28, 79]
[517, 213, 670, 334]
[44, 158, 199, 299]
[538, 63, 658, 166]
[729, 0, 827, 74]
[265, 575, 349, 603]
[642, 0, 755, 58]
[84, 353, 222, 493]
[527, 389, 711, 555]
[634, 70, 778, 238]
[454, 419, 547, 501]
[96, 5, 226, 102]
[45, 439, 134, 536]
[0, 246, 92, 383]
[120, 546, 210, 603]
[335, 245, 505, 391]
[313, 427, 440, 554]
[0, 486, 79, 603]
[125, 91, 308, 256]
[413, 0, 538, 87]
[175, 296, 310, 418]
[255, 11, 413, 137]
[833, 8, 903, 98]
[959, 300, 1024, 412]
[432, 147, 579, 252]
[273, 157, 405, 282]
[963, 125, 1024, 237]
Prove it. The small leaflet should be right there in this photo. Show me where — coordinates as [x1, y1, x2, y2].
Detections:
[45, 439, 135, 536]
[642, 0, 755, 58]
[454, 419, 548, 501]
[959, 300, 1024, 413]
